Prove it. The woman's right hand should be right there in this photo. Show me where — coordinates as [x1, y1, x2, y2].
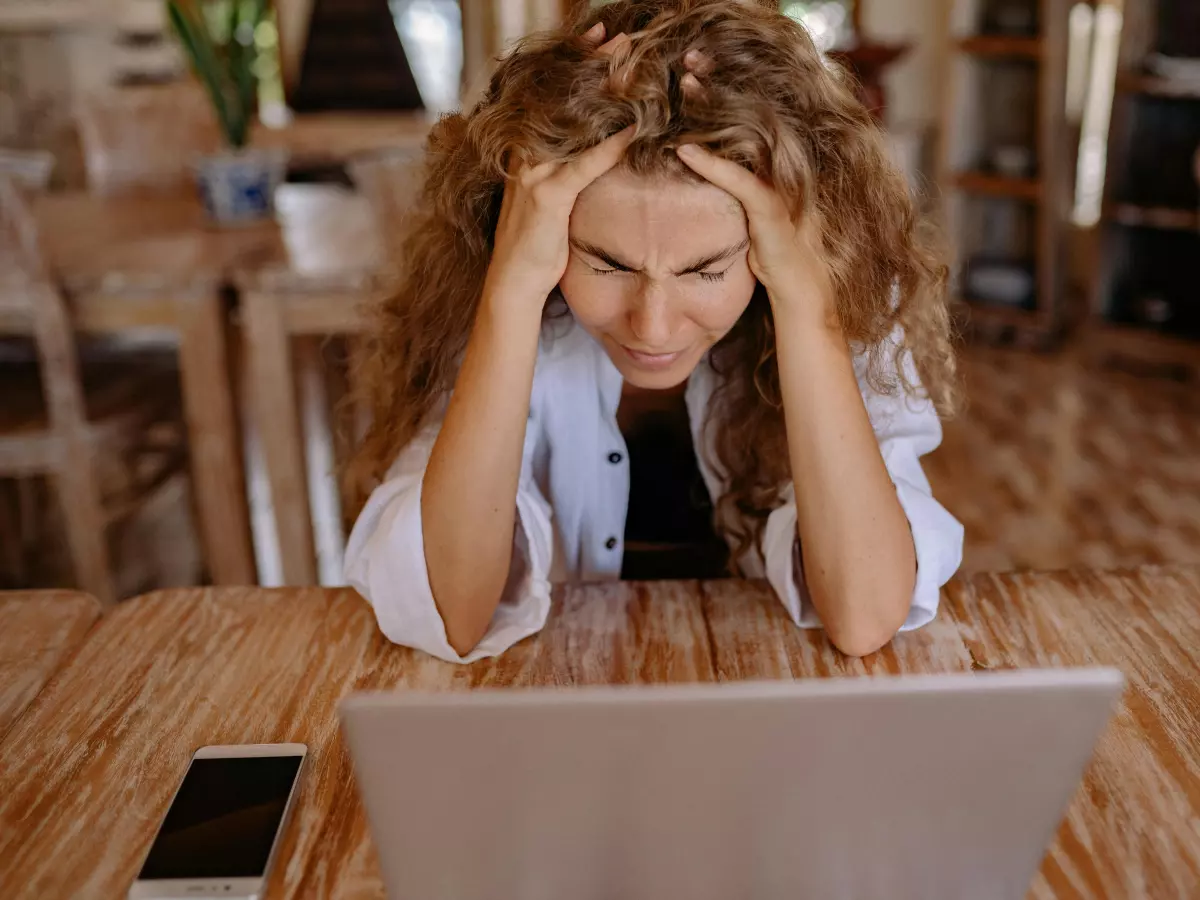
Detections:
[484, 23, 636, 309]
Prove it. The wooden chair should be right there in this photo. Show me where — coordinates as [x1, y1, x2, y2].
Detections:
[0, 175, 186, 604]
[75, 83, 222, 195]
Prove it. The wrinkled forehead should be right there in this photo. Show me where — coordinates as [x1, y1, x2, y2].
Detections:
[570, 169, 747, 252]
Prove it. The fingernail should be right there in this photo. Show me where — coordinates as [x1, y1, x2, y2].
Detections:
[676, 143, 698, 156]
[584, 22, 604, 38]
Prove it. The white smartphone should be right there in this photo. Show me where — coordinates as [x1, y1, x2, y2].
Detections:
[127, 743, 307, 900]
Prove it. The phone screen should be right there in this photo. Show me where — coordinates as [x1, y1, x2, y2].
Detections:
[137, 754, 303, 880]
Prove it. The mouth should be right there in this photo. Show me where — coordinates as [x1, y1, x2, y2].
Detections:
[620, 345, 686, 371]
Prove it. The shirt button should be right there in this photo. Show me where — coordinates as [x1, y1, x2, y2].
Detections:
[608, 452, 623, 464]
[605, 536, 618, 550]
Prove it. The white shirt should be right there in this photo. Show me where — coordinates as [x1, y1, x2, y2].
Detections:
[345, 315, 964, 663]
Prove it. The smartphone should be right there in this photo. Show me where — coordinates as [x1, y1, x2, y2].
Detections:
[127, 743, 307, 900]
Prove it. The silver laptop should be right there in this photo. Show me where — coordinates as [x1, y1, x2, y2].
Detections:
[340, 669, 1122, 900]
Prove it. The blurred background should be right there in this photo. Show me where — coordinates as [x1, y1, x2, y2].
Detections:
[0, 0, 1197, 605]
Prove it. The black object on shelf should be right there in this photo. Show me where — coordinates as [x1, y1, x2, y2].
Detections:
[1154, 0, 1200, 59]
[982, 0, 1039, 36]
[1107, 228, 1200, 340]
[1115, 95, 1200, 209]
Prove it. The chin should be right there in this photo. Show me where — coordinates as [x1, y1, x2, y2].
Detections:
[607, 344, 702, 389]
[616, 362, 693, 390]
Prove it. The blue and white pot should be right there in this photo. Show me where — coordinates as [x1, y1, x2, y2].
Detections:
[193, 148, 288, 225]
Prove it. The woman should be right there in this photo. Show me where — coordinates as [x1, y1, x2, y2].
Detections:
[346, 0, 963, 662]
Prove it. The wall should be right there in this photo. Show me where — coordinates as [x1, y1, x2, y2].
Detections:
[862, 0, 949, 133]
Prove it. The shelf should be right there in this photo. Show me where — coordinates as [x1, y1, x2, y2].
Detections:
[957, 300, 1040, 325]
[1116, 72, 1200, 100]
[1089, 323, 1200, 371]
[1104, 204, 1199, 231]
[956, 36, 1042, 60]
[953, 171, 1041, 202]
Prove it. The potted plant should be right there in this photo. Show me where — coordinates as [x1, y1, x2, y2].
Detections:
[166, 0, 287, 224]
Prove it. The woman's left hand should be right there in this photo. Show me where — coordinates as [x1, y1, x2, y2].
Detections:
[673, 51, 835, 326]
[675, 141, 834, 327]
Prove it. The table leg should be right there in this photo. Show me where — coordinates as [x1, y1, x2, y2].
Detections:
[242, 290, 318, 586]
[296, 338, 347, 586]
[176, 286, 257, 584]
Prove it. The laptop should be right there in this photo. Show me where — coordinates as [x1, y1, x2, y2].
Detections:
[340, 669, 1123, 900]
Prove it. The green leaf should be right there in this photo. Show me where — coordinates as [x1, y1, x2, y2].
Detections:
[165, 0, 264, 149]
[232, 0, 267, 143]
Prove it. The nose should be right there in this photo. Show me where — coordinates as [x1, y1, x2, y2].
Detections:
[627, 280, 675, 349]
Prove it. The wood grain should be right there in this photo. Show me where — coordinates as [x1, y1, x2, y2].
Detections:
[0, 590, 100, 740]
[241, 290, 318, 586]
[176, 284, 257, 585]
[1, 570, 1197, 899]
[942, 568, 1200, 899]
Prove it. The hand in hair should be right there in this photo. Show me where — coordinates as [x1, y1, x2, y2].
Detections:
[674, 46, 834, 326]
[486, 23, 636, 306]
[676, 138, 835, 330]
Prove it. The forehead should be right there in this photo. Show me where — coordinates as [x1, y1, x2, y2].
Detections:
[570, 169, 747, 248]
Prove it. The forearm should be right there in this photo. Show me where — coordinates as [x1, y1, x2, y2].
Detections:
[773, 306, 916, 657]
[421, 283, 543, 655]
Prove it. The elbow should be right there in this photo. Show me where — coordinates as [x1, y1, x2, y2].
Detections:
[818, 588, 912, 659]
[433, 579, 506, 659]
[445, 623, 487, 658]
[825, 620, 898, 659]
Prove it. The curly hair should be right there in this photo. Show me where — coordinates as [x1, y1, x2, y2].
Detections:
[349, 0, 955, 566]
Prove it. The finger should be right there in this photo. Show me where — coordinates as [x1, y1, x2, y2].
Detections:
[581, 22, 605, 45]
[681, 72, 705, 100]
[556, 125, 636, 193]
[507, 149, 557, 184]
[675, 143, 775, 214]
[596, 31, 631, 60]
[683, 48, 715, 76]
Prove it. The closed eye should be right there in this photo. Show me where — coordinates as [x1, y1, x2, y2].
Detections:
[697, 269, 729, 283]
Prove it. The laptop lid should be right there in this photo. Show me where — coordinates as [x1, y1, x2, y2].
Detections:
[340, 669, 1122, 900]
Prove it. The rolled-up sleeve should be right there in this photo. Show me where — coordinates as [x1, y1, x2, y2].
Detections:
[344, 416, 555, 664]
[763, 334, 964, 633]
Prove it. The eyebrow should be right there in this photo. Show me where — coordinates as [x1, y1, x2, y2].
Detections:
[569, 238, 750, 276]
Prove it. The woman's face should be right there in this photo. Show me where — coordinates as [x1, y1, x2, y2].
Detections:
[560, 169, 757, 390]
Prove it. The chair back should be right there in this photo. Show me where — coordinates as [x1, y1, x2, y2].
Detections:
[76, 83, 222, 195]
[0, 173, 84, 403]
[0, 173, 50, 292]
[0, 174, 116, 602]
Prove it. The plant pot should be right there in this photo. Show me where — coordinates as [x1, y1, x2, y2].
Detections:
[193, 148, 288, 226]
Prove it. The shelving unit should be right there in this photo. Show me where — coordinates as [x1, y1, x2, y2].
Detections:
[956, 34, 1043, 59]
[1089, 0, 1200, 373]
[939, 0, 1075, 346]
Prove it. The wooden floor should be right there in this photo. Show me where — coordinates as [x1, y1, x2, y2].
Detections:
[926, 344, 1200, 576]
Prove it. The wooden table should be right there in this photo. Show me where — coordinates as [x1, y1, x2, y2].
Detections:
[251, 112, 432, 172]
[0, 590, 100, 740]
[6, 186, 376, 588]
[1, 567, 1198, 898]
